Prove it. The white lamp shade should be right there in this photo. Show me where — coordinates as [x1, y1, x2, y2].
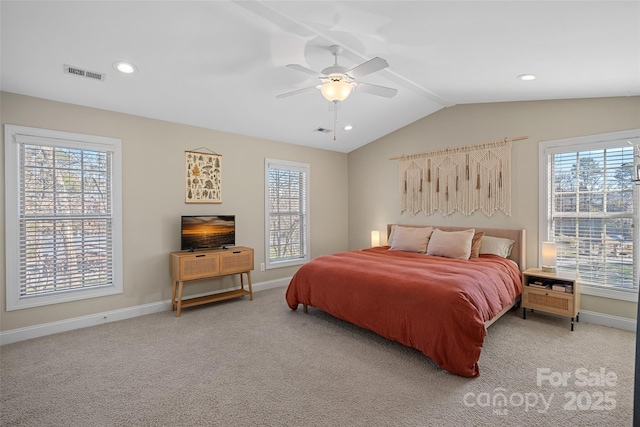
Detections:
[541, 241, 557, 272]
[370, 230, 380, 247]
[320, 80, 352, 102]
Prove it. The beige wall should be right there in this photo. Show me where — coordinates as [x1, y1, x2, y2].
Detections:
[2, 93, 639, 332]
[348, 96, 640, 319]
[0, 92, 349, 331]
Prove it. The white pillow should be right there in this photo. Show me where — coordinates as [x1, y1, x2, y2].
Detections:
[479, 236, 515, 258]
[387, 224, 398, 246]
[426, 228, 475, 260]
[388, 225, 429, 247]
[389, 226, 433, 253]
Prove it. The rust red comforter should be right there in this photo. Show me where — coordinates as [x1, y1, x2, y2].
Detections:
[285, 247, 522, 377]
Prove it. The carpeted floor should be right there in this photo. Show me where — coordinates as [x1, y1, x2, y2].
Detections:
[0, 286, 634, 426]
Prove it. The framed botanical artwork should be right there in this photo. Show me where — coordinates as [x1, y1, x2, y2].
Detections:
[185, 150, 222, 203]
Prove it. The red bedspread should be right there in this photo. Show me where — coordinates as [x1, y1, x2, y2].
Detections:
[285, 247, 522, 377]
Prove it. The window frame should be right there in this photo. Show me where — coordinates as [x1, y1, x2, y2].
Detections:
[5, 125, 123, 311]
[264, 158, 310, 270]
[539, 129, 640, 302]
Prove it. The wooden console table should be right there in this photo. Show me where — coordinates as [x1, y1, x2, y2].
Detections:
[169, 246, 254, 317]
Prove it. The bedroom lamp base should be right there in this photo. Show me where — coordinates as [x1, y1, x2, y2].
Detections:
[541, 266, 556, 273]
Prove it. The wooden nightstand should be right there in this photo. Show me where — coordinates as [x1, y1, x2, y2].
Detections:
[522, 268, 580, 331]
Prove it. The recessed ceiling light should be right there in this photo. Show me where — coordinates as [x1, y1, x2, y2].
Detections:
[344, 125, 353, 131]
[113, 61, 137, 74]
[517, 74, 536, 81]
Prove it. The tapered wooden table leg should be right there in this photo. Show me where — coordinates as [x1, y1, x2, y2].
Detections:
[171, 280, 177, 311]
[176, 281, 184, 317]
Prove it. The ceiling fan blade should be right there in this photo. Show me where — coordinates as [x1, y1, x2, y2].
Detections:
[347, 57, 389, 79]
[355, 82, 398, 98]
[286, 64, 323, 77]
[276, 86, 318, 99]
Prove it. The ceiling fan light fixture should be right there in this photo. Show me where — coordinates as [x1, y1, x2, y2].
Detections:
[320, 77, 353, 102]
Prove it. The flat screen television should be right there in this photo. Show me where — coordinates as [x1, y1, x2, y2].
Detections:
[181, 215, 235, 251]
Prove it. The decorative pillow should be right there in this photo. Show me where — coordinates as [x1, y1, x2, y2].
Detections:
[388, 225, 429, 247]
[389, 226, 433, 253]
[426, 228, 475, 260]
[387, 224, 398, 246]
[479, 235, 515, 258]
[469, 231, 485, 258]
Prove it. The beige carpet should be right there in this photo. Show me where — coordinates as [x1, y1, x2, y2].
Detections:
[0, 286, 634, 426]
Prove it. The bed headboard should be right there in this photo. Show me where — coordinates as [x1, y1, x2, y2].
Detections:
[387, 224, 526, 271]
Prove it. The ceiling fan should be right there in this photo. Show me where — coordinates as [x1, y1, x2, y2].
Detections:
[277, 45, 397, 140]
[277, 45, 398, 102]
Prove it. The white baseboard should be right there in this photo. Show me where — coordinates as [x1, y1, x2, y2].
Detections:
[577, 309, 636, 332]
[252, 276, 291, 292]
[0, 277, 291, 346]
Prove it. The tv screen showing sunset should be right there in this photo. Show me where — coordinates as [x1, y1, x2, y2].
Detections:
[181, 215, 235, 249]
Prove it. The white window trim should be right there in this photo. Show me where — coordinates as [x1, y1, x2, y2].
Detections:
[5, 125, 123, 311]
[539, 129, 640, 303]
[264, 158, 310, 270]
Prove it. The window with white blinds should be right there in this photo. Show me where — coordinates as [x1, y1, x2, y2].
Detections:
[264, 159, 309, 269]
[5, 125, 123, 310]
[540, 130, 639, 298]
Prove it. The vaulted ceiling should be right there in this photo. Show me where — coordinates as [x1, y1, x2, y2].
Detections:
[2, 1, 639, 153]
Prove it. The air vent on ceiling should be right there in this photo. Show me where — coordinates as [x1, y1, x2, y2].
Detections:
[314, 127, 331, 134]
[64, 64, 106, 82]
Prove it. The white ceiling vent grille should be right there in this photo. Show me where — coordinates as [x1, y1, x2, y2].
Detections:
[314, 127, 331, 134]
[64, 64, 106, 82]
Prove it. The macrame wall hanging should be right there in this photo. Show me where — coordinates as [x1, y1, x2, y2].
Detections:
[390, 137, 527, 217]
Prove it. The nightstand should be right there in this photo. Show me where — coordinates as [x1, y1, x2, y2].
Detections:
[522, 268, 580, 331]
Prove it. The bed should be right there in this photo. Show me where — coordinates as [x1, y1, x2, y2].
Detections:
[285, 225, 525, 377]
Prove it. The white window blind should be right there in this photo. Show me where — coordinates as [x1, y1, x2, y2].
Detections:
[5, 125, 123, 310]
[264, 159, 309, 269]
[540, 130, 639, 295]
[20, 143, 113, 295]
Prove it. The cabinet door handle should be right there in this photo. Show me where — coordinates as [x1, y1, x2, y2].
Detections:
[233, 251, 241, 254]
[195, 254, 205, 258]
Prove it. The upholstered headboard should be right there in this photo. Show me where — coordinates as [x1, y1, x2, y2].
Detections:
[387, 224, 526, 271]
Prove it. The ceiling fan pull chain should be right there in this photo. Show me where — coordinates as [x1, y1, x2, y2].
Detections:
[333, 101, 338, 140]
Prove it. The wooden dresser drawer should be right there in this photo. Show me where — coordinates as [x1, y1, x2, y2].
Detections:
[219, 249, 254, 274]
[178, 253, 220, 280]
[523, 287, 575, 317]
